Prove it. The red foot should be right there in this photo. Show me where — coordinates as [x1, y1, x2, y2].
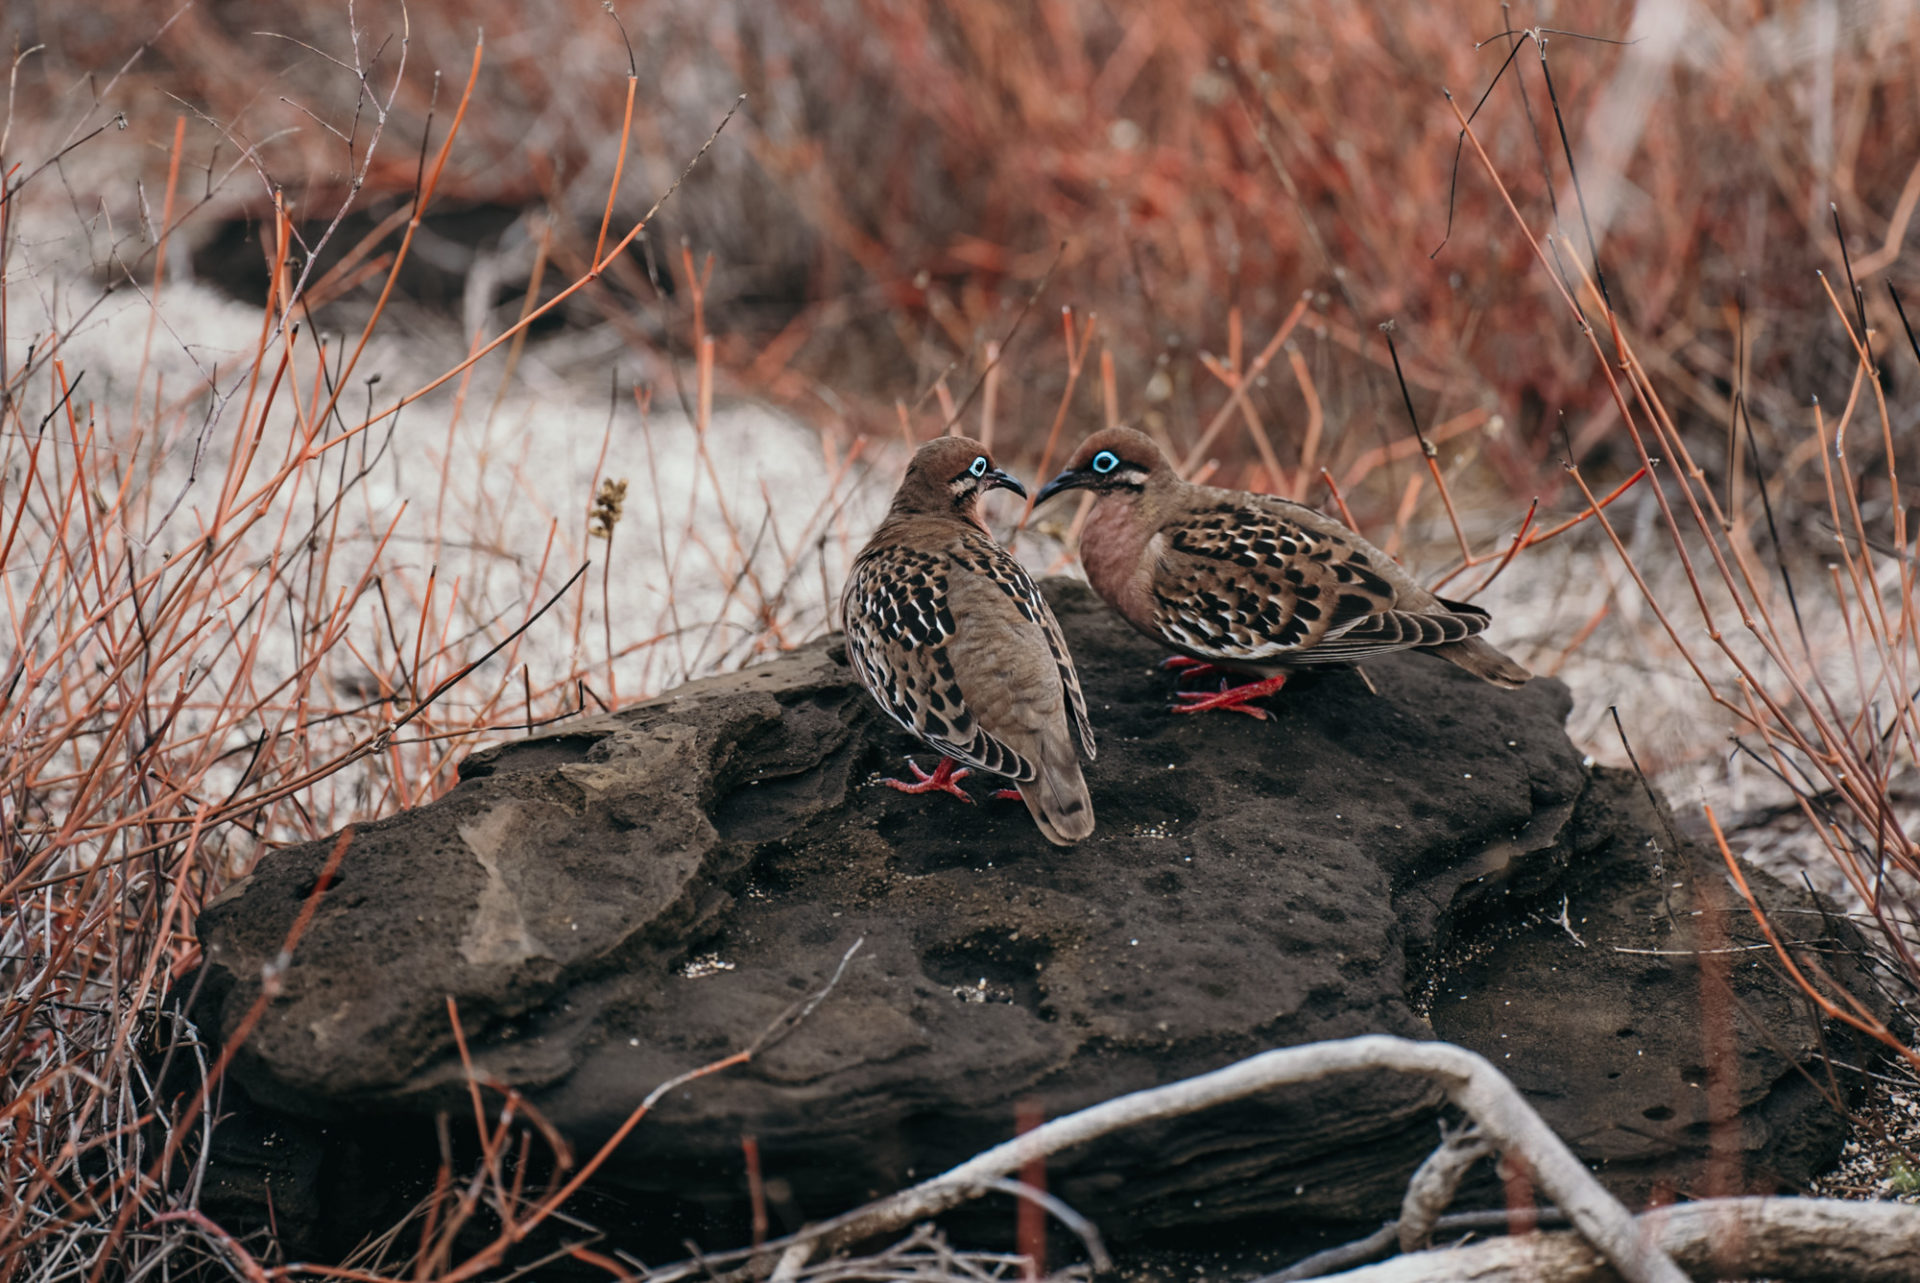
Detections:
[879, 757, 974, 802]
[990, 788, 1023, 801]
[1171, 674, 1289, 720]
[1160, 655, 1224, 683]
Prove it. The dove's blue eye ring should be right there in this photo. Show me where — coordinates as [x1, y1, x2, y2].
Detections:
[969, 455, 989, 477]
[1091, 450, 1120, 474]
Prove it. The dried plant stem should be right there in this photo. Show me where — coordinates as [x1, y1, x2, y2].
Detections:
[1444, 50, 1920, 1030]
[1018, 307, 1098, 525]
[1181, 294, 1310, 475]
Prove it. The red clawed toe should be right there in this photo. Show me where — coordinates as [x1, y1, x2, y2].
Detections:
[1170, 674, 1289, 719]
[879, 756, 975, 802]
[990, 788, 1023, 801]
[1160, 655, 1224, 682]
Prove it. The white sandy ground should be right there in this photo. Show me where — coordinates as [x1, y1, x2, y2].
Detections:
[1, 257, 889, 671]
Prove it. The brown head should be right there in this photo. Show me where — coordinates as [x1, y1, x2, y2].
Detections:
[885, 435, 1027, 531]
[1032, 426, 1173, 507]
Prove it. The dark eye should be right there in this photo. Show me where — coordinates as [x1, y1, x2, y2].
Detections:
[1091, 450, 1120, 474]
[968, 455, 989, 477]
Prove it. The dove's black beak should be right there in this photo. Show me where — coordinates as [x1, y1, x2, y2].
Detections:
[983, 468, 1027, 499]
[1033, 468, 1092, 506]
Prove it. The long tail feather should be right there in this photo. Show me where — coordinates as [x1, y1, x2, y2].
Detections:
[1018, 755, 1094, 846]
[1428, 636, 1531, 688]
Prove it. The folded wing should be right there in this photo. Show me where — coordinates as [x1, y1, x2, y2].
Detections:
[1146, 496, 1488, 665]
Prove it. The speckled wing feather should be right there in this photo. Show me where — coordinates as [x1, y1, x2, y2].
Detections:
[1146, 496, 1486, 665]
[841, 543, 1039, 780]
[948, 538, 1096, 760]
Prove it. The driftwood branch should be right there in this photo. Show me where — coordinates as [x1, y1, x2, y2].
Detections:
[1315, 1197, 1920, 1282]
[797, 1037, 1683, 1283]
[651, 1035, 1685, 1283]
[1396, 1120, 1493, 1252]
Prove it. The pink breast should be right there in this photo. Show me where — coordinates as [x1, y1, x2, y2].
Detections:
[1078, 498, 1152, 616]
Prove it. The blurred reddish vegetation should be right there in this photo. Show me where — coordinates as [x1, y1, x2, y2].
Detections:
[11, 1, 1918, 500]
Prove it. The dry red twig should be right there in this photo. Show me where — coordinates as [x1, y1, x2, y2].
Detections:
[1443, 41, 1920, 1047]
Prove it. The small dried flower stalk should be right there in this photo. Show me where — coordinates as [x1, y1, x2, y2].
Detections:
[589, 478, 629, 539]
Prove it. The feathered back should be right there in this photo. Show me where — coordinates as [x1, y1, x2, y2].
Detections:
[842, 438, 1097, 844]
[1056, 427, 1530, 687]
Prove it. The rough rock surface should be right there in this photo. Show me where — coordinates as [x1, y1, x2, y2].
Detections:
[192, 579, 1870, 1260]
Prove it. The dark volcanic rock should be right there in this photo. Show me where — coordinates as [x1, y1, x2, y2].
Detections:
[1430, 766, 1874, 1204]
[193, 579, 1866, 1260]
